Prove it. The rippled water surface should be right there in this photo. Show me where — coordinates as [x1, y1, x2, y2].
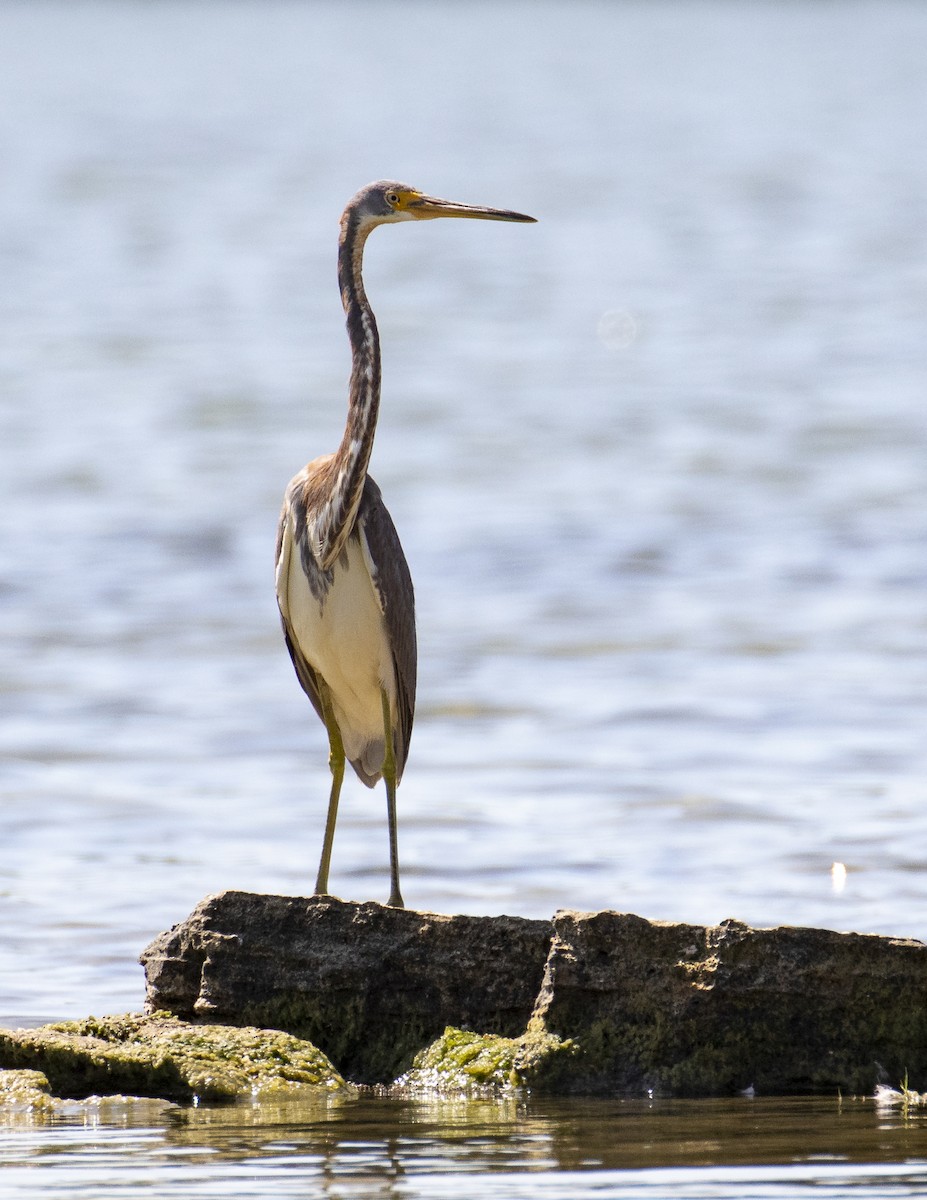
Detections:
[2, 1095, 927, 1200]
[1, 0, 927, 1194]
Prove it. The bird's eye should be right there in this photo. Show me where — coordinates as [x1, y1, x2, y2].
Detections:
[386, 192, 400, 207]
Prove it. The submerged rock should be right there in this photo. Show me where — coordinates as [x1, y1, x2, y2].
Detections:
[0, 1068, 58, 1115]
[0, 1012, 345, 1103]
[141, 893, 927, 1098]
[0, 1065, 177, 1124]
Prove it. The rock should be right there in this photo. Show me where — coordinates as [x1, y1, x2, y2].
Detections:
[140, 891, 550, 1084]
[0, 1066, 177, 1124]
[0, 1068, 57, 1115]
[140, 895, 927, 1097]
[0, 1013, 344, 1103]
[394, 1026, 575, 1094]
[531, 911, 927, 1096]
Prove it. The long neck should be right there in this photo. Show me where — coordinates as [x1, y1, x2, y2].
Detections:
[315, 210, 381, 568]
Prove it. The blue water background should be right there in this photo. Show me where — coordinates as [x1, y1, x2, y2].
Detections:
[1, 0, 925, 1033]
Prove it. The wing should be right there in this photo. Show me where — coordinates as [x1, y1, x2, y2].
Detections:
[357, 475, 417, 781]
[275, 496, 327, 729]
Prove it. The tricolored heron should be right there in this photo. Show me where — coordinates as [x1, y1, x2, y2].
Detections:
[275, 181, 536, 908]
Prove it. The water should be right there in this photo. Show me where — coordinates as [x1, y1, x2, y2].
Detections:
[2, 1095, 927, 1199]
[1, 0, 927, 1193]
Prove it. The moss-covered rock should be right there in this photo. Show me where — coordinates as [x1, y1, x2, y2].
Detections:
[0, 1068, 179, 1125]
[0, 1013, 346, 1103]
[0, 1068, 57, 1114]
[394, 1026, 576, 1094]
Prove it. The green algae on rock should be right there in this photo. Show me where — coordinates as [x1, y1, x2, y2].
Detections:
[0, 1067, 178, 1126]
[394, 1026, 576, 1094]
[0, 1068, 57, 1115]
[0, 1013, 346, 1104]
[531, 912, 927, 1096]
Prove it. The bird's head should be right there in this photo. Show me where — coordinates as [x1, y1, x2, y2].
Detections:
[347, 180, 536, 229]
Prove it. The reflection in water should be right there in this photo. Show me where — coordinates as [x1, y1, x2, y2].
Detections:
[159, 1095, 927, 1173]
[2, 1094, 927, 1197]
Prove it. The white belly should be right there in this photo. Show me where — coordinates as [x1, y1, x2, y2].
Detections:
[281, 526, 396, 772]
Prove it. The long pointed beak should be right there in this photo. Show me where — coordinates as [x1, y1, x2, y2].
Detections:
[408, 194, 536, 223]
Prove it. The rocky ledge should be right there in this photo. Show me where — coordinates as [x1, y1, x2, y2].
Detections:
[136, 891, 927, 1097]
[0, 1012, 344, 1107]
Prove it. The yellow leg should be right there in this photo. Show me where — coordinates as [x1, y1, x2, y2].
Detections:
[315, 681, 345, 898]
[381, 688, 404, 909]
